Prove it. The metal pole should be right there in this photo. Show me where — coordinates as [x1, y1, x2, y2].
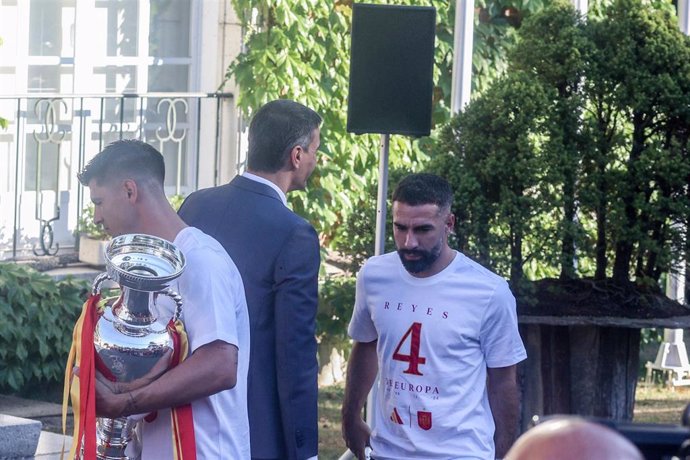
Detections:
[214, 96, 222, 186]
[374, 134, 390, 256]
[338, 135, 390, 460]
[76, 97, 86, 251]
[369, 134, 389, 439]
[450, 0, 475, 114]
[12, 98, 22, 259]
[195, 97, 202, 190]
[119, 96, 125, 139]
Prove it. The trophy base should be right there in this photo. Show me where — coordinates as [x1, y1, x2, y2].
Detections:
[94, 416, 141, 460]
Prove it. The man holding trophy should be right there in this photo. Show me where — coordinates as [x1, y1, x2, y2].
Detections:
[71, 139, 251, 459]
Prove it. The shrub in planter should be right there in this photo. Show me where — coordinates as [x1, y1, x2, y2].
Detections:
[76, 204, 110, 267]
[76, 204, 109, 241]
[0, 263, 89, 394]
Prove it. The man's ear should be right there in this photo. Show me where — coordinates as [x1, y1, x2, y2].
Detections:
[446, 212, 456, 235]
[123, 179, 138, 202]
[289, 145, 303, 170]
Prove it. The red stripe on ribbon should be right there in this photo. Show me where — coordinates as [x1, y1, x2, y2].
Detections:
[78, 294, 101, 459]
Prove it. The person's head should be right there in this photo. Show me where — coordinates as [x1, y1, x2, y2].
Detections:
[391, 173, 455, 277]
[247, 99, 322, 190]
[505, 416, 644, 460]
[77, 139, 166, 237]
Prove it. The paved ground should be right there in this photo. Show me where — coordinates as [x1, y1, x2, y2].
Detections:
[0, 394, 72, 459]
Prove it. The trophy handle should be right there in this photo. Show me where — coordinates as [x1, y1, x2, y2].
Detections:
[161, 288, 183, 323]
[91, 272, 112, 296]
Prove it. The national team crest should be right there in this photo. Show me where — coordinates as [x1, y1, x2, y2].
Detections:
[417, 411, 432, 430]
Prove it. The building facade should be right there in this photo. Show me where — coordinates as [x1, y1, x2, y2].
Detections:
[0, 0, 243, 259]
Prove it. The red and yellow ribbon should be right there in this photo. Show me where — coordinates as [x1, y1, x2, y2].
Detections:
[62, 293, 101, 460]
[167, 318, 196, 460]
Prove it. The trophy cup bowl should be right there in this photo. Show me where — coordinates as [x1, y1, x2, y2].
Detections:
[91, 234, 185, 460]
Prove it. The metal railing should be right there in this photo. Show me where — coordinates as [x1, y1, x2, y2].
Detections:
[0, 92, 234, 260]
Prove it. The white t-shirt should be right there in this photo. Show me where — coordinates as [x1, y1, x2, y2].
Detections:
[141, 227, 251, 459]
[348, 251, 526, 460]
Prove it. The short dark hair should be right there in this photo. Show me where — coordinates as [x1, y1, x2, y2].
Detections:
[392, 173, 453, 211]
[77, 139, 165, 187]
[247, 99, 322, 173]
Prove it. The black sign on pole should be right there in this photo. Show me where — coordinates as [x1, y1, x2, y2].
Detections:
[347, 3, 436, 137]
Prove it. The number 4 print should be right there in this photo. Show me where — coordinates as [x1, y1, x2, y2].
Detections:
[392, 322, 426, 375]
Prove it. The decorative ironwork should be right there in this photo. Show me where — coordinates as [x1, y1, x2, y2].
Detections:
[33, 98, 68, 144]
[32, 98, 68, 256]
[156, 98, 188, 194]
[155, 97, 188, 144]
[0, 92, 233, 261]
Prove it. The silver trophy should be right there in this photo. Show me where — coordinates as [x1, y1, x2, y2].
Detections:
[89, 233, 186, 460]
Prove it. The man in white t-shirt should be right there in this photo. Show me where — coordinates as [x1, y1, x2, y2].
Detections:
[342, 173, 526, 460]
[76, 139, 251, 459]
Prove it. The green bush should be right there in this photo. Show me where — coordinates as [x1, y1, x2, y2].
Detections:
[317, 275, 356, 348]
[168, 193, 185, 212]
[0, 263, 89, 393]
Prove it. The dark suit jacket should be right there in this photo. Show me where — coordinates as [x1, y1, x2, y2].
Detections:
[178, 175, 320, 460]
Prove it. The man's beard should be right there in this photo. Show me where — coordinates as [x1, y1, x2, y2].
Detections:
[397, 240, 442, 274]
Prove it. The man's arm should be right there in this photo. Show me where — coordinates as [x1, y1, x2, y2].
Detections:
[274, 223, 321, 459]
[487, 365, 520, 459]
[94, 339, 238, 418]
[341, 340, 378, 460]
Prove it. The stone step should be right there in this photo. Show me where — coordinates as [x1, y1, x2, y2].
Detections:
[0, 414, 42, 459]
[0, 395, 73, 459]
[35, 430, 72, 459]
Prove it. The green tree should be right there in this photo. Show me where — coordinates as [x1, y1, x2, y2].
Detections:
[226, 0, 544, 247]
[430, 73, 552, 285]
[597, 0, 690, 284]
[435, 0, 690, 290]
[509, 0, 591, 280]
[579, 13, 628, 280]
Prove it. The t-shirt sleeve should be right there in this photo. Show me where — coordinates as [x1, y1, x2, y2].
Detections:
[480, 280, 527, 368]
[177, 245, 241, 353]
[347, 265, 378, 343]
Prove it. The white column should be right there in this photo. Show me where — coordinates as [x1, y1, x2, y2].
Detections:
[73, 0, 97, 93]
[137, 1, 151, 93]
[661, 0, 690, 382]
[14, 0, 30, 94]
[571, 0, 589, 14]
[193, 1, 221, 188]
[679, 0, 689, 34]
[450, 0, 474, 114]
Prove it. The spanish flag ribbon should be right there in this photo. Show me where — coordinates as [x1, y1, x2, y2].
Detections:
[167, 318, 197, 460]
[62, 293, 102, 460]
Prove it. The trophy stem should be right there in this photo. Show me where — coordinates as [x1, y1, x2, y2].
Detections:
[113, 289, 157, 325]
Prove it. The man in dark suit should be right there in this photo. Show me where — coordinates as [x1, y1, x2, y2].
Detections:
[178, 99, 322, 460]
